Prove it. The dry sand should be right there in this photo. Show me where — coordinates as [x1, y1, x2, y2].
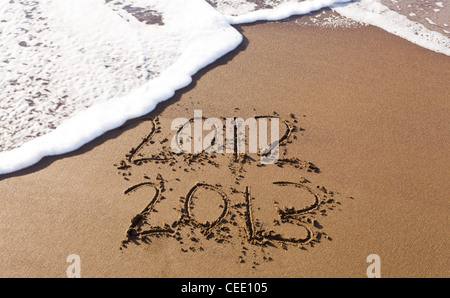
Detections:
[0, 20, 449, 278]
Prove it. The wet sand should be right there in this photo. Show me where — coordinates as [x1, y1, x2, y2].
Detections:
[0, 21, 449, 278]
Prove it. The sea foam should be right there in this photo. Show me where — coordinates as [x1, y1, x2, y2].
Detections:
[0, 0, 242, 174]
[0, 0, 449, 175]
[214, 0, 353, 24]
[333, 0, 450, 56]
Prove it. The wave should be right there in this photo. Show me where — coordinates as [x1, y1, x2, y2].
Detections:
[0, 0, 448, 175]
[333, 0, 450, 56]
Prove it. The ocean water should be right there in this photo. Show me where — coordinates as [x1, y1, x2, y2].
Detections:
[0, 0, 449, 174]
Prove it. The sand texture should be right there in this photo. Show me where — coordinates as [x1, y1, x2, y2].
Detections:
[0, 21, 449, 278]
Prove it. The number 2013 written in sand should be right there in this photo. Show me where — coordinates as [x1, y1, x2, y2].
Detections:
[121, 180, 331, 248]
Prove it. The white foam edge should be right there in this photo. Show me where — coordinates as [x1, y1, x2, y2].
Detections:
[332, 0, 450, 56]
[225, 0, 352, 24]
[0, 3, 242, 175]
[2, 0, 449, 175]
[225, 0, 449, 56]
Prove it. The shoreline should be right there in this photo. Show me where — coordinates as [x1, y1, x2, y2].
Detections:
[0, 22, 449, 277]
[2, 1, 450, 175]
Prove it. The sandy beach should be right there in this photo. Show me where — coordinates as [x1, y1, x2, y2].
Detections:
[0, 20, 449, 278]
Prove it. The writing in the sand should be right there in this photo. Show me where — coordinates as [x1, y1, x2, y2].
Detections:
[121, 180, 329, 249]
